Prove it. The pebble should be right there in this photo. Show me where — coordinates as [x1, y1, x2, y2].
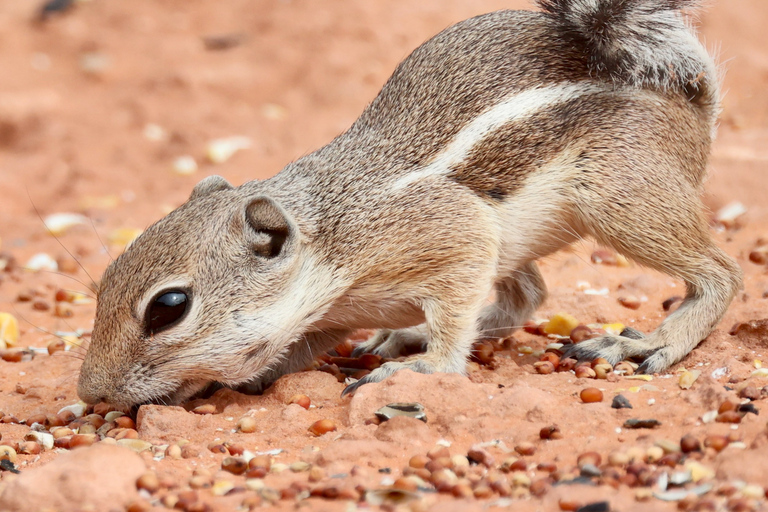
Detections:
[375, 402, 427, 423]
[611, 394, 633, 409]
[623, 418, 661, 429]
[738, 386, 760, 401]
[579, 464, 601, 478]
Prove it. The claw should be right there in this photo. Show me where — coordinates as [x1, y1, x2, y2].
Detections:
[620, 327, 645, 340]
[341, 374, 373, 397]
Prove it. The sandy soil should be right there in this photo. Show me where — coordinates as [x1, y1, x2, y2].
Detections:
[0, 1, 767, 511]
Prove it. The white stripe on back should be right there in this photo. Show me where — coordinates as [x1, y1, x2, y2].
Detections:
[392, 82, 608, 191]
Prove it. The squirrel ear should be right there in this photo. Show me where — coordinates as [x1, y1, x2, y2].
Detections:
[245, 197, 294, 258]
[190, 175, 233, 200]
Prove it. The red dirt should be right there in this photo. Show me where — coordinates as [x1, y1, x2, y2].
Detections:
[0, 1, 767, 511]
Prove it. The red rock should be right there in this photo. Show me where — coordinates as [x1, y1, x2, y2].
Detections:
[0, 444, 145, 512]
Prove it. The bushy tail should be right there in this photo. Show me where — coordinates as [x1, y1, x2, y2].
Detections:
[537, 0, 718, 103]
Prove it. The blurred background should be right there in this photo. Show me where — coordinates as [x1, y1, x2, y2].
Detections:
[0, 0, 765, 269]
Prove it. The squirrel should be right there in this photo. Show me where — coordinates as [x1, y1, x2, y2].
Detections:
[78, 0, 742, 409]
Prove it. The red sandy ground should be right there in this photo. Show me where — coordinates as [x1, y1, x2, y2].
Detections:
[0, 1, 767, 511]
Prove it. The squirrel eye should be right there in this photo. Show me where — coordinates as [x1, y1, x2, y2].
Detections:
[147, 291, 188, 335]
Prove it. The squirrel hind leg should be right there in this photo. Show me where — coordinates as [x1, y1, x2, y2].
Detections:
[568, 183, 742, 372]
[477, 262, 548, 339]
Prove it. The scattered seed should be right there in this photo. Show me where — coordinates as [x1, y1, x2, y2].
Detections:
[308, 419, 337, 436]
[540, 425, 563, 440]
[575, 366, 597, 379]
[191, 404, 216, 415]
[236, 416, 257, 433]
[222, 457, 248, 475]
[136, 472, 160, 493]
[543, 313, 579, 337]
[534, 361, 555, 375]
[715, 411, 742, 423]
[287, 394, 311, 410]
[580, 388, 603, 403]
[678, 370, 701, 390]
[618, 296, 641, 310]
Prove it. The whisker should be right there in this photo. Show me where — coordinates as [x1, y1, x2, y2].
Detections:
[25, 186, 99, 289]
[89, 216, 114, 263]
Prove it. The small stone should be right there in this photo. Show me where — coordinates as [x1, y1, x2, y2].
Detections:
[375, 403, 427, 423]
[575, 502, 610, 512]
[738, 386, 760, 401]
[623, 418, 661, 429]
[580, 463, 601, 478]
[611, 394, 633, 409]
